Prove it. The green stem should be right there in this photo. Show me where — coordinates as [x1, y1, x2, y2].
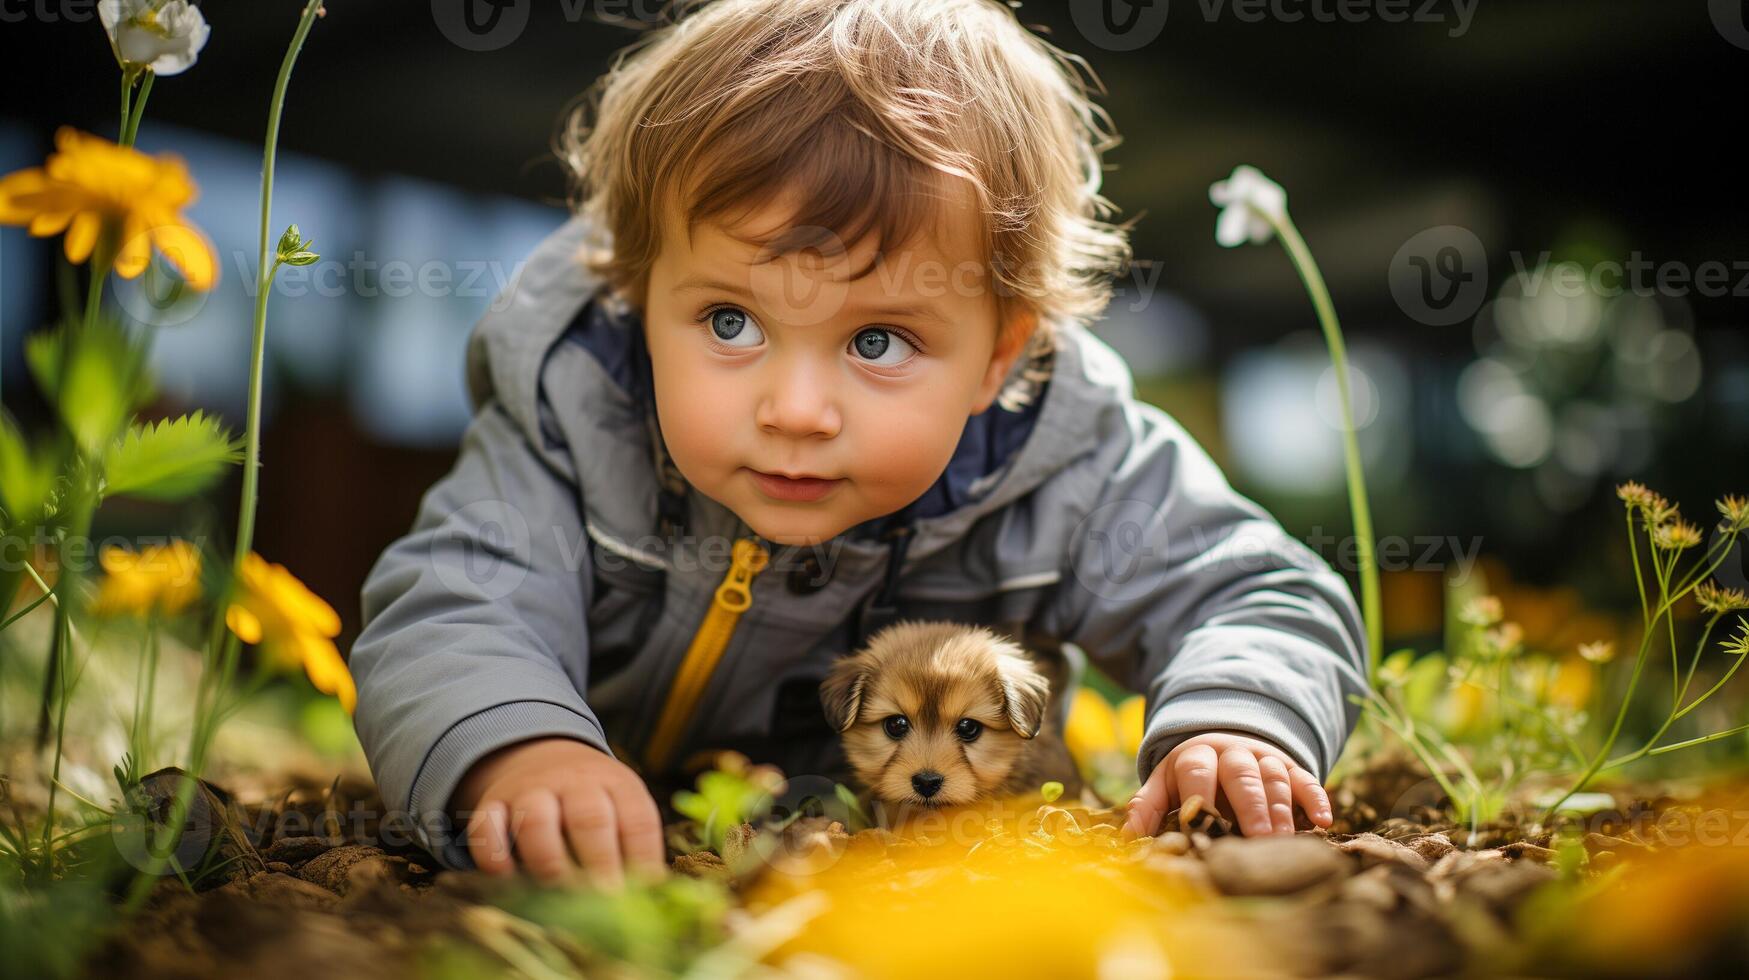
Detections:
[121, 71, 154, 148]
[1670, 651, 1747, 726]
[1625, 509, 1648, 626]
[1641, 722, 1749, 755]
[141, 615, 161, 768]
[0, 589, 53, 631]
[39, 482, 96, 859]
[1670, 532, 1739, 598]
[1676, 614, 1724, 707]
[1542, 527, 1741, 819]
[1267, 211, 1382, 678]
[119, 69, 133, 144]
[123, 0, 327, 917]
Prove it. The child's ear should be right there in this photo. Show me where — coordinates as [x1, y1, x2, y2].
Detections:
[820, 657, 870, 733]
[971, 308, 1037, 415]
[994, 651, 1050, 740]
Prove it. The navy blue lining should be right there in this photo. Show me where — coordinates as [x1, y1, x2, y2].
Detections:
[553, 293, 1046, 539]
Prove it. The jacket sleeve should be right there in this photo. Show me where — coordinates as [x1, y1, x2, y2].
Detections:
[350, 399, 609, 870]
[1034, 400, 1370, 785]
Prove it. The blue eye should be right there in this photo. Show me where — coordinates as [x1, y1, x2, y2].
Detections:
[707, 307, 763, 348]
[851, 328, 917, 367]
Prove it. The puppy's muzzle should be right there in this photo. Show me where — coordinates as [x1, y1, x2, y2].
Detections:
[911, 770, 944, 798]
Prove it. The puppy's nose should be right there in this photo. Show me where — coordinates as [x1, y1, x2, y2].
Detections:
[912, 771, 944, 798]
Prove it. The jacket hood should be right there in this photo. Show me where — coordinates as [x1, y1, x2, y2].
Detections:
[463, 214, 1141, 568]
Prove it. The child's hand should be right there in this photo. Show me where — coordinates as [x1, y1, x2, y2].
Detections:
[449, 735, 666, 888]
[1124, 729, 1334, 838]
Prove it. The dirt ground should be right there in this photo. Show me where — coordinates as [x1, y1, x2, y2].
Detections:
[55, 748, 1728, 980]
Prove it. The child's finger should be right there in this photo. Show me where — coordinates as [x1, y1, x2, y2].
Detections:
[466, 799, 514, 876]
[1288, 766, 1333, 827]
[607, 780, 666, 878]
[510, 790, 572, 883]
[1217, 746, 1272, 836]
[1174, 744, 1221, 825]
[1124, 759, 1172, 837]
[561, 788, 625, 891]
[1257, 755, 1294, 834]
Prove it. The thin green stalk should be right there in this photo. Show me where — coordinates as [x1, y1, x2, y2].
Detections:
[1366, 702, 1465, 806]
[82, 226, 116, 334]
[1543, 523, 1741, 819]
[1267, 213, 1382, 677]
[1675, 614, 1724, 707]
[124, 0, 327, 916]
[1668, 651, 1747, 726]
[0, 589, 53, 630]
[1625, 509, 1648, 625]
[1621, 722, 1749, 759]
[40, 482, 94, 858]
[119, 69, 133, 144]
[121, 71, 154, 148]
[141, 615, 161, 767]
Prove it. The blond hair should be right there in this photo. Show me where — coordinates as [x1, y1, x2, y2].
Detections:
[557, 0, 1135, 352]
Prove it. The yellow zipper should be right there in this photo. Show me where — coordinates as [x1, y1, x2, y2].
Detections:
[642, 536, 769, 773]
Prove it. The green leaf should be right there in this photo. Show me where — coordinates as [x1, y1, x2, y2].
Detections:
[26, 318, 156, 456]
[0, 414, 59, 527]
[101, 412, 243, 502]
[1040, 780, 1065, 803]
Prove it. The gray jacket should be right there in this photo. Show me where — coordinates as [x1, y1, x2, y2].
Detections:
[350, 215, 1370, 870]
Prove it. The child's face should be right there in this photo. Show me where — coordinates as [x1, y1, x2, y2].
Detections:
[642, 185, 1028, 547]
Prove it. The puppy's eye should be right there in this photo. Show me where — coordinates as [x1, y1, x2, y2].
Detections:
[954, 718, 983, 742]
[883, 715, 910, 740]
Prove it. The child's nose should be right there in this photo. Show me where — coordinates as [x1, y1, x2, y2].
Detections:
[756, 359, 842, 438]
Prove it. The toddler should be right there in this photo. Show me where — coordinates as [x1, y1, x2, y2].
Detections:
[351, 0, 1368, 885]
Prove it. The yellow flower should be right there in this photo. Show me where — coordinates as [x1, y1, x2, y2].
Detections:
[1484, 621, 1524, 657]
[225, 552, 355, 713]
[92, 540, 201, 617]
[0, 127, 216, 290]
[1115, 694, 1145, 759]
[1697, 582, 1749, 615]
[1616, 481, 1655, 509]
[1654, 521, 1702, 551]
[1718, 495, 1749, 533]
[1457, 595, 1504, 628]
[1064, 688, 1118, 766]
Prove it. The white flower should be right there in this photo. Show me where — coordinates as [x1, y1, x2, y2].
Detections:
[100, 0, 211, 76]
[1208, 164, 1288, 248]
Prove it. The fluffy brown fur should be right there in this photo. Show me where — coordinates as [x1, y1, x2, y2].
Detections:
[820, 620, 1082, 809]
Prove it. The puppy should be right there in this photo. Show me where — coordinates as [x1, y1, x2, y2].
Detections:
[820, 619, 1082, 809]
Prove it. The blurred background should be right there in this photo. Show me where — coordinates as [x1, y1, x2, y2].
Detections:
[3, 0, 1746, 660]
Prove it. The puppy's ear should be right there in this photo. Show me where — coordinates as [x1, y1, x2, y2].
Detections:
[820, 657, 869, 733]
[995, 651, 1050, 739]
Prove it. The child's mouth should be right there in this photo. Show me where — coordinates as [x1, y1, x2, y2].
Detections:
[747, 468, 844, 502]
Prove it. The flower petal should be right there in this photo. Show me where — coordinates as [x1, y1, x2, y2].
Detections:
[113, 217, 152, 279]
[0, 168, 51, 224]
[226, 604, 263, 644]
[150, 221, 218, 291]
[63, 212, 103, 264]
